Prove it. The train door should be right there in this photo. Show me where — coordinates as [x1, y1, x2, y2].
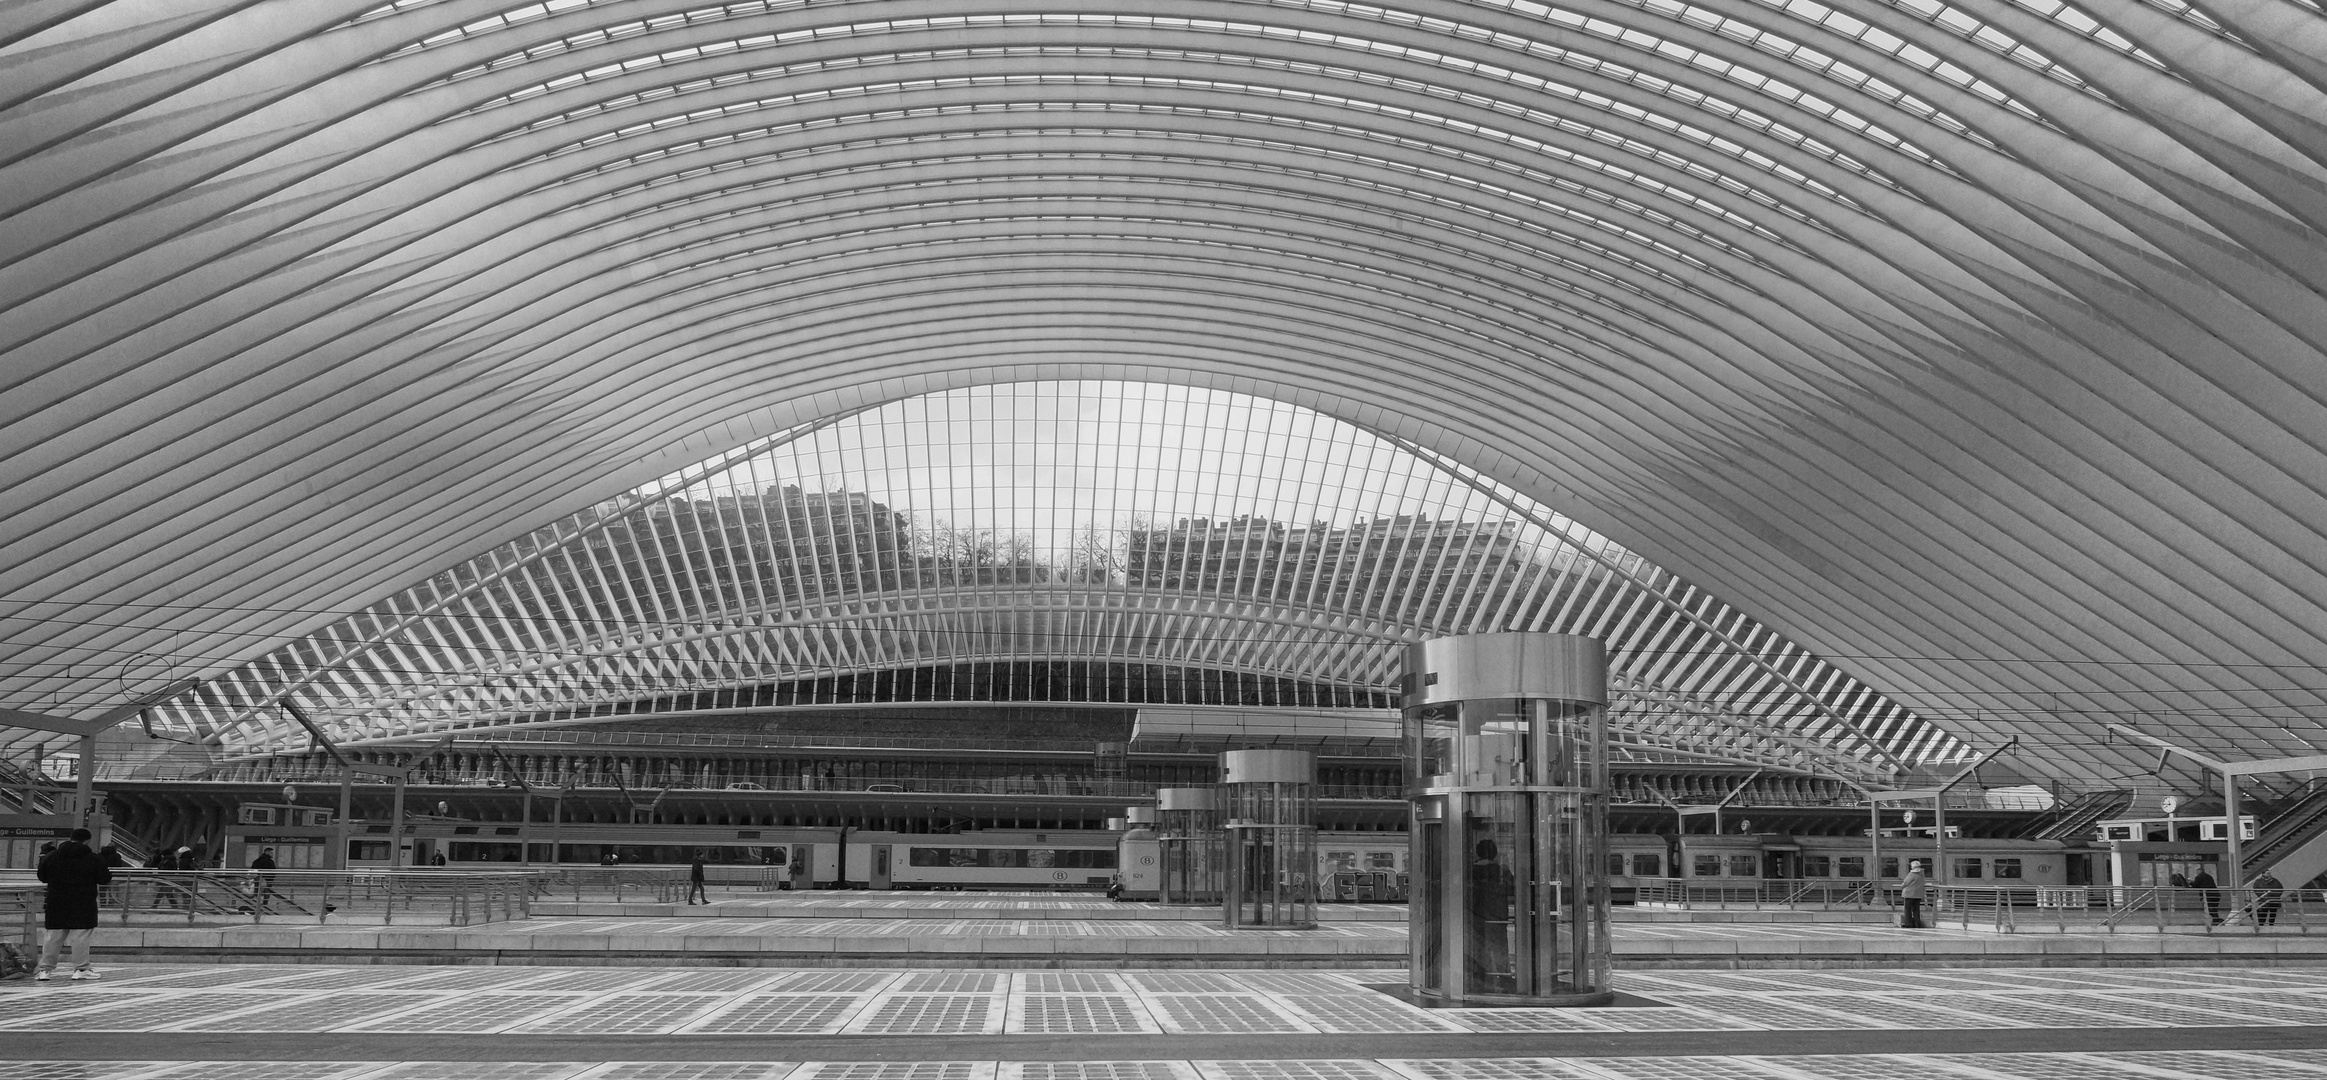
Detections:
[870, 845, 893, 890]
[2064, 853, 2091, 886]
[788, 845, 812, 890]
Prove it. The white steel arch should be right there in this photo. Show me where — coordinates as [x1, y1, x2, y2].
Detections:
[3, 0, 2325, 792]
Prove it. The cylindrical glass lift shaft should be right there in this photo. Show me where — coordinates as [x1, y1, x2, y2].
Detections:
[1404, 633, 1612, 1006]
[1220, 749, 1317, 930]
[1157, 787, 1222, 905]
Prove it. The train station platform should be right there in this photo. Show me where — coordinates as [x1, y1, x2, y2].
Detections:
[9, 961, 2327, 1079]
[76, 893, 2327, 970]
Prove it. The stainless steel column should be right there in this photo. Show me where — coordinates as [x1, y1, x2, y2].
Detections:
[1221, 749, 1318, 930]
[1405, 633, 1612, 1006]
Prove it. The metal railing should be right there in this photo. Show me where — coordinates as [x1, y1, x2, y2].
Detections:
[542, 867, 688, 903]
[103, 869, 538, 926]
[1, 885, 37, 957]
[1630, 878, 1881, 909]
[1931, 884, 2319, 934]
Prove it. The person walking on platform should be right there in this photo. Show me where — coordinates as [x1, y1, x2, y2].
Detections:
[34, 828, 112, 981]
[686, 852, 709, 905]
[250, 846, 280, 913]
[1899, 860, 1930, 929]
[2192, 867, 2221, 924]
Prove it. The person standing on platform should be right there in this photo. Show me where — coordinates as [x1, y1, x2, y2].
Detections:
[1899, 860, 1930, 929]
[96, 845, 124, 908]
[34, 828, 111, 981]
[2252, 870, 2286, 926]
[2192, 866, 2221, 924]
[687, 852, 709, 905]
[1464, 839, 1516, 993]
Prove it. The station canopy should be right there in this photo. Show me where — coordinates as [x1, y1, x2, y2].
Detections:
[4, 0, 2326, 795]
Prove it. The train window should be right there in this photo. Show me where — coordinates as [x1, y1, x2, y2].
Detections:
[1880, 857, 1900, 878]
[1838, 856, 1865, 878]
[1728, 855, 1757, 877]
[1632, 852, 1662, 877]
[347, 841, 391, 862]
[1607, 853, 1627, 877]
[1366, 851, 1397, 870]
[1953, 858, 1984, 879]
[1693, 854, 1721, 877]
[1801, 856, 1831, 877]
[1992, 858, 2023, 879]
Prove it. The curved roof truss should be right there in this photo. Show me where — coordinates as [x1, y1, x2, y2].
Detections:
[4, 0, 2326, 793]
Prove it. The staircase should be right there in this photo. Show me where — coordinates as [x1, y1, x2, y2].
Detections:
[0, 757, 155, 865]
[2244, 782, 2327, 888]
[2021, 788, 2133, 841]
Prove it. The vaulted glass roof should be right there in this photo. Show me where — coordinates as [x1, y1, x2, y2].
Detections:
[148, 382, 1957, 782]
[5, 0, 2326, 797]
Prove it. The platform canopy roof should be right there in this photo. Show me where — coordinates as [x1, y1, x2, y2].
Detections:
[4, 0, 2326, 794]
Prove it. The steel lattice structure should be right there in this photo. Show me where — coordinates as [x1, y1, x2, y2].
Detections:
[138, 384, 1951, 781]
[4, 0, 2326, 792]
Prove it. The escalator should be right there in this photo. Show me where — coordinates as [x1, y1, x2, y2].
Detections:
[2019, 788, 2133, 842]
[2244, 782, 2327, 888]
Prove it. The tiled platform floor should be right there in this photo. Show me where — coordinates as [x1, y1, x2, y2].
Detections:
[10, 1054, 2327, 1080]
[92, 913, 2327, 967]
[10, 964, 2327, 1078]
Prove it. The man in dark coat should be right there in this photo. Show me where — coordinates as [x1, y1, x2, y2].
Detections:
[35, 828, 112, 981]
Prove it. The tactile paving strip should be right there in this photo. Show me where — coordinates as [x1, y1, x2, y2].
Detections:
[577, 1066, 800, 1079]
[1682, 997, 1887, 1029]
[686, 994, 863, 1034]
[1014, 995, 1156, 1034]
[1583, 1008, 1756, 1031]
[0, 1067, 173, 1080]
[104, 969, 303, 989]
[249, 970, 436, 991]
[640, 972, 790, 993]
[848, 993, 1001, 1035]
[783, 972, 895, 993]
[1433, 1009, 1610, 1032]
[1570, 1059, 1788, 1080]
[1125, 974, 1245, 993]
[1196, 1062, 1394, 1080]
[1232, 974, 1362, 994]
[1145, 994, 1312, 1034]
[1019, 974, 1124, 994]
[899, 973, 1002, 993]
[514, 993, 730, 1034]
[381, 969, 561, 991]
[366, 1066, 590, 1080]
[4, 993, 290, 1031]
[2091, 1050, 2327, 1080]
[1004, 1065, 1194, 1080]
[792, 1066, 994, 1080]
[193, 993, 448, 1031]
[145, 1066, 385, 1080]
[1378, 1060, 1605, 1079]
[0, 992, 152, 1026]
[1747, 1054, 1987, 1079]
[340, 992, 591, 1032]
[1775, 993, 2021, 1028]
[519, 971, 672, 993]
[1276, 995, 1459, 1033]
